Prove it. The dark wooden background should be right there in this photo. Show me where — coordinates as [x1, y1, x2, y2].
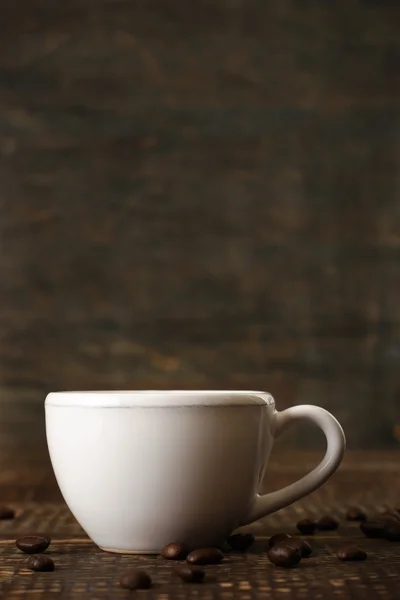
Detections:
[0, 0, 399, 454]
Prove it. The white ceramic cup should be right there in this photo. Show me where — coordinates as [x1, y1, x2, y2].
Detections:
[45, 390, 345, 553]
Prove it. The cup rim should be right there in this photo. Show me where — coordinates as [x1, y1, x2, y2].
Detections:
[45, 390, 274, 408]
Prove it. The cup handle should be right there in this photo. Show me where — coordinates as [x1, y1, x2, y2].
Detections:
[242, 405, 346, 525]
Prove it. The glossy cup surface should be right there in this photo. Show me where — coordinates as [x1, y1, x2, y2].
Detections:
[46, 391, 275, 552]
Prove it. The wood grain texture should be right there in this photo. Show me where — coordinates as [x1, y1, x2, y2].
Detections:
[0, 0, 399, 448]
[0, 451, 400, 599]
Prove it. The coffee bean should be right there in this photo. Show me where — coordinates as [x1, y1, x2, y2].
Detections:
[26, 555, 55, 572]
[336, 545, 367, 561]
[380, 509, 400, 522]
[383, 521, 400, 541]
[268, 533, 292, 548]
[174, 565, 205, 583]
[16, 536, 51, 554]
[186, 547, 224, 565]
[267, 543, 302, 568]
[296, 519, 317, 535]
[161, 542, 190, 560]
[119, 570, 151, 590]
[316, 516, 339, 531]
[0, 507, 15, 520]
[360, 521, 386, 539]
[346, 507, 366, 522]
[226, 533, 254, 552]
[289, 539, 313, 558]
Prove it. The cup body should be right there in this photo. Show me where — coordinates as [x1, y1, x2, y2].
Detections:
[45, 391, 274, 552]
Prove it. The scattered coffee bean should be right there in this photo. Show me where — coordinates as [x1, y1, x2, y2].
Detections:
[383, 521, 400, 541]
[360, 521, 386, 539]
[317, 516, 339, 531]
[174, 564, 205, 583]
[268, 533, 292, 548]
[336, 545, 367, 561]
[346, 507, 366, 522]
[227, 533, 254, 552]
[16, 536, 51, 554]
[296, 519, 317, 535]
[380, 509, 400, 523]
[186, 547, 224, 565]
[289, 538, 313, 558]
[161, 542, 190, 560]
[0, 507, 15, 520]
[267, 543, 302, 568]
[26, 555, 55, 572]
[119, 570, 151, 590]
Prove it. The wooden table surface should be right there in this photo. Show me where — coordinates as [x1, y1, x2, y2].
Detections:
[1, 450, 399, 599]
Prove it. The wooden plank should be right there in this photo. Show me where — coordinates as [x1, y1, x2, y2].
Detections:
[0, 0, 399, 447]
[0, 451, 400, 599]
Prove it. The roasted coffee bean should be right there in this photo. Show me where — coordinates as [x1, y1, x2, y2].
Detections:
[346, 507, 366, 522]
[267, 543, 302, 568]
[16, 536, 51, 554]
[380, 509, 400, 522]
[26, 555, 55, 572]
[383, 521, 400, 541]
[296, 519, 317, 535]
[186, 547, 224, 565]
[119, 570, 151, 590]
[174, 565, 205, 583]
[336, 545, 367, 561]
[227, 533, 254, 552]
[360, 521, 386, 539]
[161, 542, 190, 560]
[0, 507, 15, 520]
[316, 516, 339, 531]
[268, 533, 292, 548]
[289, 539, 313, 558]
